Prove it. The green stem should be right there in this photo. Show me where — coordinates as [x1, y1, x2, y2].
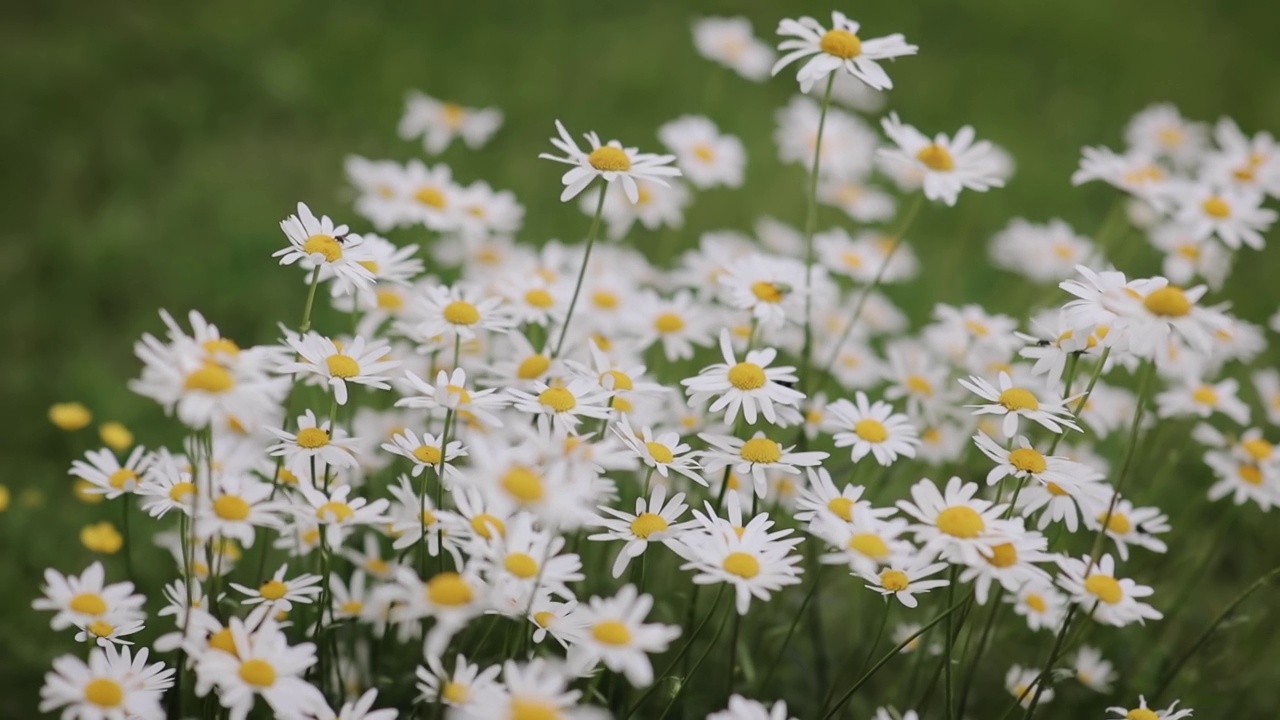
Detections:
[299, 264, 323, 333]
[656, 600, 734, 720]
[799, 74, 836, 397]
[625, 585, 726, 719]
[121, 496, 135, 581]
[758, 566, 822, 690]
[956, 597, 1003, 717]
[944, 567, 958, 720]
[1087, 358, 1156, 565]
[549, 185, 607, 359]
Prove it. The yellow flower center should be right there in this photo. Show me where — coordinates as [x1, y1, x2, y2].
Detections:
[645, 441, 675, 464]
[1008, 448, 1047, 474]
[987, 542, 1018, 568]
[517, 354, 551, 379]
[880, 569, 910, 591]
[511, 699, 561, 720]
[965, 320, 990, 337]
[600, 369, 634, 391]
[302, 234, 343, 262]
[750, 281, 784, 303]
[722, 551, 761, 579]
[108, 468, 138, 490]
[326, 354, 360, 379]
[525, 289, 555, 309]
[86, 619, 114, 637]
[441, 102, 465, 127]
[936, 506, 985, 538]
[317, 501, 354, 523]
[442, 300, 481, 326]
[501, 467, 544, 502]
[1084, 574, 1124, 604]
[1239, 464, 1263, 485]
[70, 592, 108, 616]
[1046, 482, 1069, 496]
[207, 627, 236, 654]
[1127, 710, 1159, 720]
[49, 402, 93, 431]
[443, 681, 470, 704]
[1202, 196, 1231, 218]
[693, 143, 716, 162]
[377, 289, 405, 311]
[1143, 286, 1192, 317]
[587, 146, 631, 172]
[414, 186, 446, 209]
[471, 513, 506, 539]
[854, 419, 889, 443]
[238, 658, 277, 687]
[591, 620, 632, 645]
[819, 28, 862, 58]
[727, 362, 767, 390]
[1191, 385, 1218, 406]
[84, 678, 124, 708]
[259, 579, 289, 601]
[1025, 593, 1047, 613]
[295, 427, 331, 449]
[538, 387, 577, 413]
[592, 289, 620, 309]
[916, 144, 956, 171]
[827, 497, 854, 521]
[998, 387, 1039, 412]
[504, 553, 539, 579]
[630, 512, 669, 538]
[184, 363, 235, 393]
[1242, 437, 1273, 460]
[213, 495, 251, 521]
[654, 312, 685, 333]
[906, 375, 934, 396]
[1099, 511, 1132, 535]
[413, 445, 443, 465]
[739, 437, 782, 464]
[426, 572, 473, 606]
[341, 600, 364, 615]
[849, 533, 890, 559]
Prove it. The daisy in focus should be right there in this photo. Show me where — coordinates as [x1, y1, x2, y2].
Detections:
[538, 120, 682, 204]
[880, 113, 1006, 206]
[682, 330, 805, 425]
[771, 12, 918, 92]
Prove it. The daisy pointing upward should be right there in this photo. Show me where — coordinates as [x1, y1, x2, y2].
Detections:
[538, 120, 681, 204]
[772, 11, 918, 92]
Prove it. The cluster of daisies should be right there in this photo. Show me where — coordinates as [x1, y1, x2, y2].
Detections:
[38, 8, 1280, 720]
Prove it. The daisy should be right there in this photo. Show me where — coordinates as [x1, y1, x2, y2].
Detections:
[415, 654, 502, 710]
[1174, 183, 1276, 250]
[538, 120, 681, 204]
[454, 180, 525, 238]
[1070, 146, 1176, 205]
[194, 473, 286, 547]
[708, 695, 797, 720]
[897, 476, 1011, 565]
[658, 115, 746, 189]
[475, 513, 583, 603]
[1255, 368, 1280, 426]
[813, 514, 913, 577]
[272, 202, 374, 291]
[568, 584, 680, 686]
[1110, 276, 1226, 358]
[330, 688, 398, 720]
[973, 432, 1101, 489]
[1009, 580, 1069, 632]
[1073, 646, 1116, 692]
[33, 562, 145, 632]
[397, 367, 510, 428]
[1091, 499, 1170, 560]
[136, 447, 197, 518]
[699, 432, 828, 498]
[294, 483, 392, 546]
[278, 333, 399, 405]
[398, 91, 503, 154]
[40, 645, 173, 720]
[328, 233, 423, 301]
[593, 177, 692, 240]
[1056, 553, 1163, 627]
[826, 392, 919, 466]
[990, 218, 1095, 284]
[329, 570, 372, 621]
[794, 467, 895, 526]
[1106, 697, 1194, 720]
[674, 510, 804, 615]
[463, 658, 606, 720]
[717, 253, 809, 329]
[73, 617, 145, 648]
[1204, 117, 1280, 197]
[267, 410, 361, 475]
[957, 523, 1053, 605]
[611, 417, 704, 486]
[817, 176, 896, 223]
[692, 16, 776, 81]
[381, 568, 489, 658]
[1155, 376, 1251, 425]
[69, 446, 148, 499]
[381, 428, 466, 480]
[590, 484, 696, 578]
[507, 378, 613, 434]
[857, 552, 950, 608]
[771, 12, 918, 92]
[404, 282, 515, 344]
[194, 616, 328, 720]
[682, 330, 805, 425]
[628, 290, 716, 362]
[880, 113, 1005, 205]
[1006, 664, 1054, 708]
[229, 564, 322, 614]
[773, 96, 879, 180]
[345, 156, 409, 231]
[386, 477, 460, 560]
[1204, 448, 1279, 509]
[959, 371, 1081, 438]
[398, 160, 462, 231]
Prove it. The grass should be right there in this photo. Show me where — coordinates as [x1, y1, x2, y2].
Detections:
[3, 0, 1280, 716]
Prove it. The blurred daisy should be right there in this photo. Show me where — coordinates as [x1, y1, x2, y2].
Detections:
[1156, 376, 1250, 424]
[466, 658, 607, 720]
[1091, 499, 1170, 560]
[682, 330, 805, 425]
[33, 562, 142, 633]
[817, 176, 896, 223]
[612, 417, 703, 486]
[273, 202, 374, 291]
[1125, 103, 1207, 166]
[74, 617, 145, 648]
[1173, 183, 1276, 250]
[1006, 664, 1054, 708]
[399, 91, 503, 154]
[717, 253, 809, 329]
[569, 584, 680, 686]
[880, 113, 1005, 206]
[538, 120, 681, 204]
[1106, 697, 1194, 720]
[1056, 553, 1162, 627]
[1009, 581, 1068, 632]
[959, 371, 1081, 438]
[397, 367, 510, 428]
[708, 695, 797, 720]
[415, 654, 501, 710]
[692, 16, 776, 81]
[406, 283, 515, 344]
[69, 446, 148, 500]
[812, 514, 912, 576]
[772, 12, 917, 92]
[193, 616, 328, 719]
[826, 392, 919, 466]
[590, 484, 695, 578]
[1073, 646, 1116, 693]
[381, 428, 466, 480]
[229, 564, 322, 614]
[857, 552, 949, 608]
[700, 432, 827, 498]
[658, 115, 746, 189]
[279, 333, 399, 405]
[330, 688, 398, 720]
[957, 525, 1053, 605]
[40, 645, 173, 720]
[294, 483, 392, 546]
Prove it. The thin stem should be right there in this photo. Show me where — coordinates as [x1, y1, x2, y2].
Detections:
[944, 567, 958, 720]
[120, 497, 135, 581]
[1046, 346, 1111, 456]
[799, 74, 836, 396]
[550, 185, 607, 359]
[299, 264, 323, 333]
[656, 600, 734, 720]
[725, 608, 742, 702]
[957, 598, 1003, 717]
[1087, 358, 1156, 564]
[625, 585, 726, 719]
[758, 566, 822, 690]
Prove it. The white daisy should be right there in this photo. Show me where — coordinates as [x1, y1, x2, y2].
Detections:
[1072, 646, 1116, 693]
[658, 115, 746, 189]
[538, 120, 682, 203]
[673, 507, 804, 615]
[682, 330, 805, 425]
[272, 202, 374, 292]
[699, 432, 828, 498]
[959, 371, 1081, 438]
[415, 654, 501, 709]
[69, 446, 148, 500]
[399, 91, 503, 154]
[228, 563, 322, 614]
[611, 416, 704, 486]
[568, 584, 680, 686]
[826, 392, 920, 466]
[1107, 697, 1194, 720]
[771, 11, 917, 92]
[880, 113, 1005, 206]
[507, 378, 613, 435]
[279, 333, 399, 405]
[589, 484, 696, 578]
[1056, 553, 1163, 627]
[692, 16, 776, 81]
[40, 645, 173, 720]
[897, 476, 1012, 565]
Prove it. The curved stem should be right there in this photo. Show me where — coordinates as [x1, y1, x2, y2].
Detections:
[625, 585, 726, 719]
[758, 566, 822, 690]
[799, 75, 836, 396]
[299, 264, 323, 333]
[550, 185, 607, 359]
[657, 600, 734, 720]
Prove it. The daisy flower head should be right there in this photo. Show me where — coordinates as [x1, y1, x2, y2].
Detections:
[773, 96, 879, 180]
[956, 522, 1053, 605]
[568, 584, 680, 687]
[267, 409, 361, 475]
[794, 466, 895, 527]
[405, 282, 515, 345]
[1109, 276, 1225, 358]
[33, 562, 145, 633]
[1006, 664, 1054, 708]
[279, 333, 399, 405]
[674, 509, 804, 615]
[717, 252, 810, 329]
[682, 330, 805, 426]
[628, 290, 716, 362]
[193, 615, 329, 720]
[826, 392, 919, 466]
[1056, 553, 1163, 627]
[194, 473, 285, 547]
[40, 645, 174, 720]
[397, 367, 510, 428]
[658, 115, 746, 189]
[812, 512, 913, 578]
[228, 563, 322, 614]
[1126, 103, 1208, 165]
[1173, 182, 1276, 250]
[880, 113, 1005, 205]
[592, 176, 692, 241]
[1009, 580, 1069, 632]
[1156, 376, 1250, 425]
[896, 476, 1011, 565]
[381, 428, 466, 480]
[692, 16, 776, 81]
[69, 446, 148, 500]
[1071, 146, 1176, 206]
[1204, 447, 1280, 509]
[708, 695, 797, 720]
[273, 202, 373, 292]
[330, 688, 398, 720]
[73, 617, 145, 648]
[399, 91, 503, 154]
[857, 551, 950, 609]
[507, 378, 612, 435]
[1073, 646, 1116, 693]
[538, 120, 681, 204]
[973, 431, 1100, 488]
[1107, 696, 1194, 720]
[1090, 499, 1170, 561]
[700, 431, 828, 498]
[817, 176, 897, 224]
[415, 654, 502, 710]
[590, 483, 695, 578]
[959, 371, 1081, 439]
[990, 218, 1096, 284]
[771, 12, 918, 92]
[611, 417, 703, 485]
[1204, 117, 1280, 197]
[467, 658, 608, 720]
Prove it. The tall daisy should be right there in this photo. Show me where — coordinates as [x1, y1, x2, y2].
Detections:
[880, 114, 1005, 206]
[825, 392, 920, 466]
[538, 120, 681, 203]
[682, 330, 805, 425]
[272, 202, 374, 292]
[771, 12, 918, 92]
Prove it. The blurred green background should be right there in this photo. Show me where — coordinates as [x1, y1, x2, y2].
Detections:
[5, 0, 1280, 716]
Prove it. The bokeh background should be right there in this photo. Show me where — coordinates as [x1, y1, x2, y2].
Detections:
[5, 0, 1280, 715]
